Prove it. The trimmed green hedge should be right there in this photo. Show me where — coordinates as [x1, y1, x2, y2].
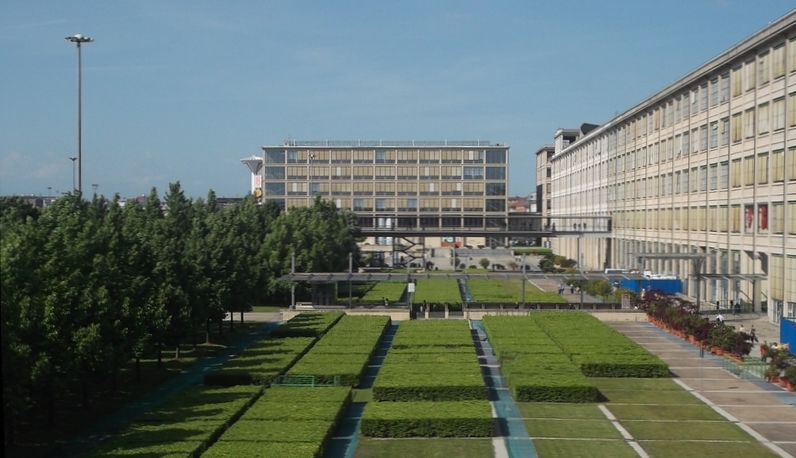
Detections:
[202, 442, 318, 458]
[270, 311, 345, 338]
[284, 315, 389, 387]
[468, 279, 567, 304]
[531, 312, 669, 377]
[203, 337, 314, 386]
[361, 401, 494, 438]
[412, 279, 462, 305]
[83, 385, 260, 458]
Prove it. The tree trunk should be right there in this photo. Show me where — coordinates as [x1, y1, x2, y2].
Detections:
[240, 308, 244, 328]
[47, 392, 55, 425]
[135, 356, 141, 381]
[205, 318, 211, 344]
[157, 344, 162, 369]
[218, 318, 223, 337]
[192, 330, 197, 351]
[4, 405, 15, 448]
[229, 311, 234, 332]
[82, 379, 88, 408]
[175, 342, 181, 360]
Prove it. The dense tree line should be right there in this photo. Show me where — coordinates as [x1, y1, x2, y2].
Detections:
[0, 184, 359, 447]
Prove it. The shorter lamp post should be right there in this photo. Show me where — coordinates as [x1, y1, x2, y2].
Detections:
[69, 157, 77, 191]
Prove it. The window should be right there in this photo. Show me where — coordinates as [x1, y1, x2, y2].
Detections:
[683, 131, 690, 155]
[692, 87, 699, 113]
[772, 44, 786, 79]
[692, 128, 699, 153]
[710, 78, 719, 107]
[772, 149, 784, 182]
[731, 205, 741, 232]
[757, 102, 769, 134]
[772, 202, 784, 233]
[441, 166, 462, 179]
[719, 73, 730, 102]
[486, 150, 506, 163]
[441, 150, 460, 163]
[485, 199, 505, 212]
[745, 59, 756, 90]
[709, 164, 718, 190]
[790, 38, 796, 73]
[743, 109, 755, 138]
[700, 83, 708, 111]
[485, 167, 506, 180]
[719, 206, 728, 232]
[683, 169, 690, 192]
[758, 52, 769, 85]
[700, 125, 708, 151]
[790, 202, 796, 234]
[675, 97, 682, 122]
[485, 183, 505, 196]
[375, 182, 394, 196]
[675, 171, 681, 194]
[683, 92, 691, 117]
[265, 182, 285, 196]
[719, 161, 729, 189]
[772, 98, 785, 131]
[731, 113, 742, 142]
[720, 117, 729, 145]
[690, 167, 699, 192]
[743, 156, 755, 186]
[731, 66, 743, 97]
[463, 167, 484, 179]
[375, 166, 394, 179]
[758, 204, 768, 232]
[730, 159, 742, 188]
[700, 165, 708, 191]
[265, 150, 285, 163]
[757, 153, 769, 184]
[789, 147, 796, 181]
[264, 166, 285, 179]
[790, 93, 796, 127]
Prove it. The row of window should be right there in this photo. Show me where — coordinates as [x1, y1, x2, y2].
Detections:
[263, 149, 508, 164]
[555, 146, 796, 196]
[612, 202, 796, 234]
[262, 165, 506, 180]
[264, 181, 506, 196]
[278, 197, 506, 212]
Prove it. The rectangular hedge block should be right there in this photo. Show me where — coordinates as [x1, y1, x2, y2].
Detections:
[361, 401, 494, 438]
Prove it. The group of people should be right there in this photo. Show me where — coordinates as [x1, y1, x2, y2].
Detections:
[716, 300, 743, 315]
[715, 313, 758, 342]
[557, 283, 579, 295]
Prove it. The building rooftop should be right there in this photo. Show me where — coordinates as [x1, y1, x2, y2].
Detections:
[267, 140, 506, 148]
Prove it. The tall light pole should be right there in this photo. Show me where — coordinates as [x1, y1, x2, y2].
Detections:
[92, 183, 99, 195]
[69, 157, 77, 191]
[65, 34, 93, 195]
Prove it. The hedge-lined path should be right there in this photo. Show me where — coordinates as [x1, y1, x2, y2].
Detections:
[325, 322, 399, 458]
[470, 320, 536, 458]
[608, 321, 796, 458]
[49, 322, 282, 458]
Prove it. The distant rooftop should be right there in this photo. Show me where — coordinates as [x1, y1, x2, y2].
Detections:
[268, 140, 505, 148]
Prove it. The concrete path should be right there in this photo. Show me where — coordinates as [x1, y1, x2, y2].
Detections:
[529, 278, 602, 303]
[608, 321, 796, 458]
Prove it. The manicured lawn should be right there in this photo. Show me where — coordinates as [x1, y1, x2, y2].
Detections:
[353, 437, 494, 458]
[608, 404, 725, 421]
[524, 419, 622, 439]
[352, 388, 373, 403]
[532, 439, 638, 458]
[591, 378, 682, 391]
[249, 305, 283, 313]
[621, 421, 755, 441]
[640, 440, 780, 458]
[517, 402, 605, 419]
[599, 389, 701, 405]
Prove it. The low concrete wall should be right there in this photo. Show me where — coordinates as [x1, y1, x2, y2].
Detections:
[282, 308, 646, 323]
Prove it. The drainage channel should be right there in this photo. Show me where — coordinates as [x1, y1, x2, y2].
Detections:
[470, 320, 538, 458]
[324, 321, 399, 458]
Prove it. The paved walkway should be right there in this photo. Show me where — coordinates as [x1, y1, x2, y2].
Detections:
[608, 321, 796, 458]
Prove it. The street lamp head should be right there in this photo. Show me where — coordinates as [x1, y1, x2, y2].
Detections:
[66, 34, 94, 44]
[69, 157, 77, 162]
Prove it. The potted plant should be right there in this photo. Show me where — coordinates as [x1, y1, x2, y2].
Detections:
[759, 342, 769, 361]
[783, 366, 796, 392]
[765, 365, 780, 383]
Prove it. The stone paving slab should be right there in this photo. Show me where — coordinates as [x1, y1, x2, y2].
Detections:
[690, 387, 789, 407]
[723, 406, 796, 422]
[678, 379, 763, 391]
[671, 368, 739, 379]
[779, 443, 796, 456]
[746, 423, 796, 442]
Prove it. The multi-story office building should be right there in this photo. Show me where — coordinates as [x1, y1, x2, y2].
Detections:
[544, 11, 796, 321]
[248, 140, 510, 250]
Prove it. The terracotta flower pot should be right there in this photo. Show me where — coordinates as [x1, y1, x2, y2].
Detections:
[788, 383, 795, 393]
[778, 378, 788, 388]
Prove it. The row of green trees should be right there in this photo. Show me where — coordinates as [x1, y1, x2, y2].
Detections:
[1, 184, 359, 447]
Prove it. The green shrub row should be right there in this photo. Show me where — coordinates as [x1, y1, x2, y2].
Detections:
[372, 320, 486, 402]
[360, 281, 407, 302]
[468, 279, 567, 304]
[482, 316, 597, 402]
[361, 401, 494, 438]
[412, 279, 463, 305]
[270, 311, 345, 338]
[204, 337, 315, 386]
[201, 387, 350, 458]
[83, 385, 261, 457]
[285, 315, 390, 387]
[531, 312, 669, 377]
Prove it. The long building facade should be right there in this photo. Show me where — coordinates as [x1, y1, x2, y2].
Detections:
[545, 11, 796, 322]
[247, 140, 510, 252]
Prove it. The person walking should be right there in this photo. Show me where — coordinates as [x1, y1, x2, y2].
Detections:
[750, 325, 757, 342]
[716, 313, 724, 324]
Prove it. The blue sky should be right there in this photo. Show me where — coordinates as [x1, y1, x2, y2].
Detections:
[1, 1, 794, 199]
